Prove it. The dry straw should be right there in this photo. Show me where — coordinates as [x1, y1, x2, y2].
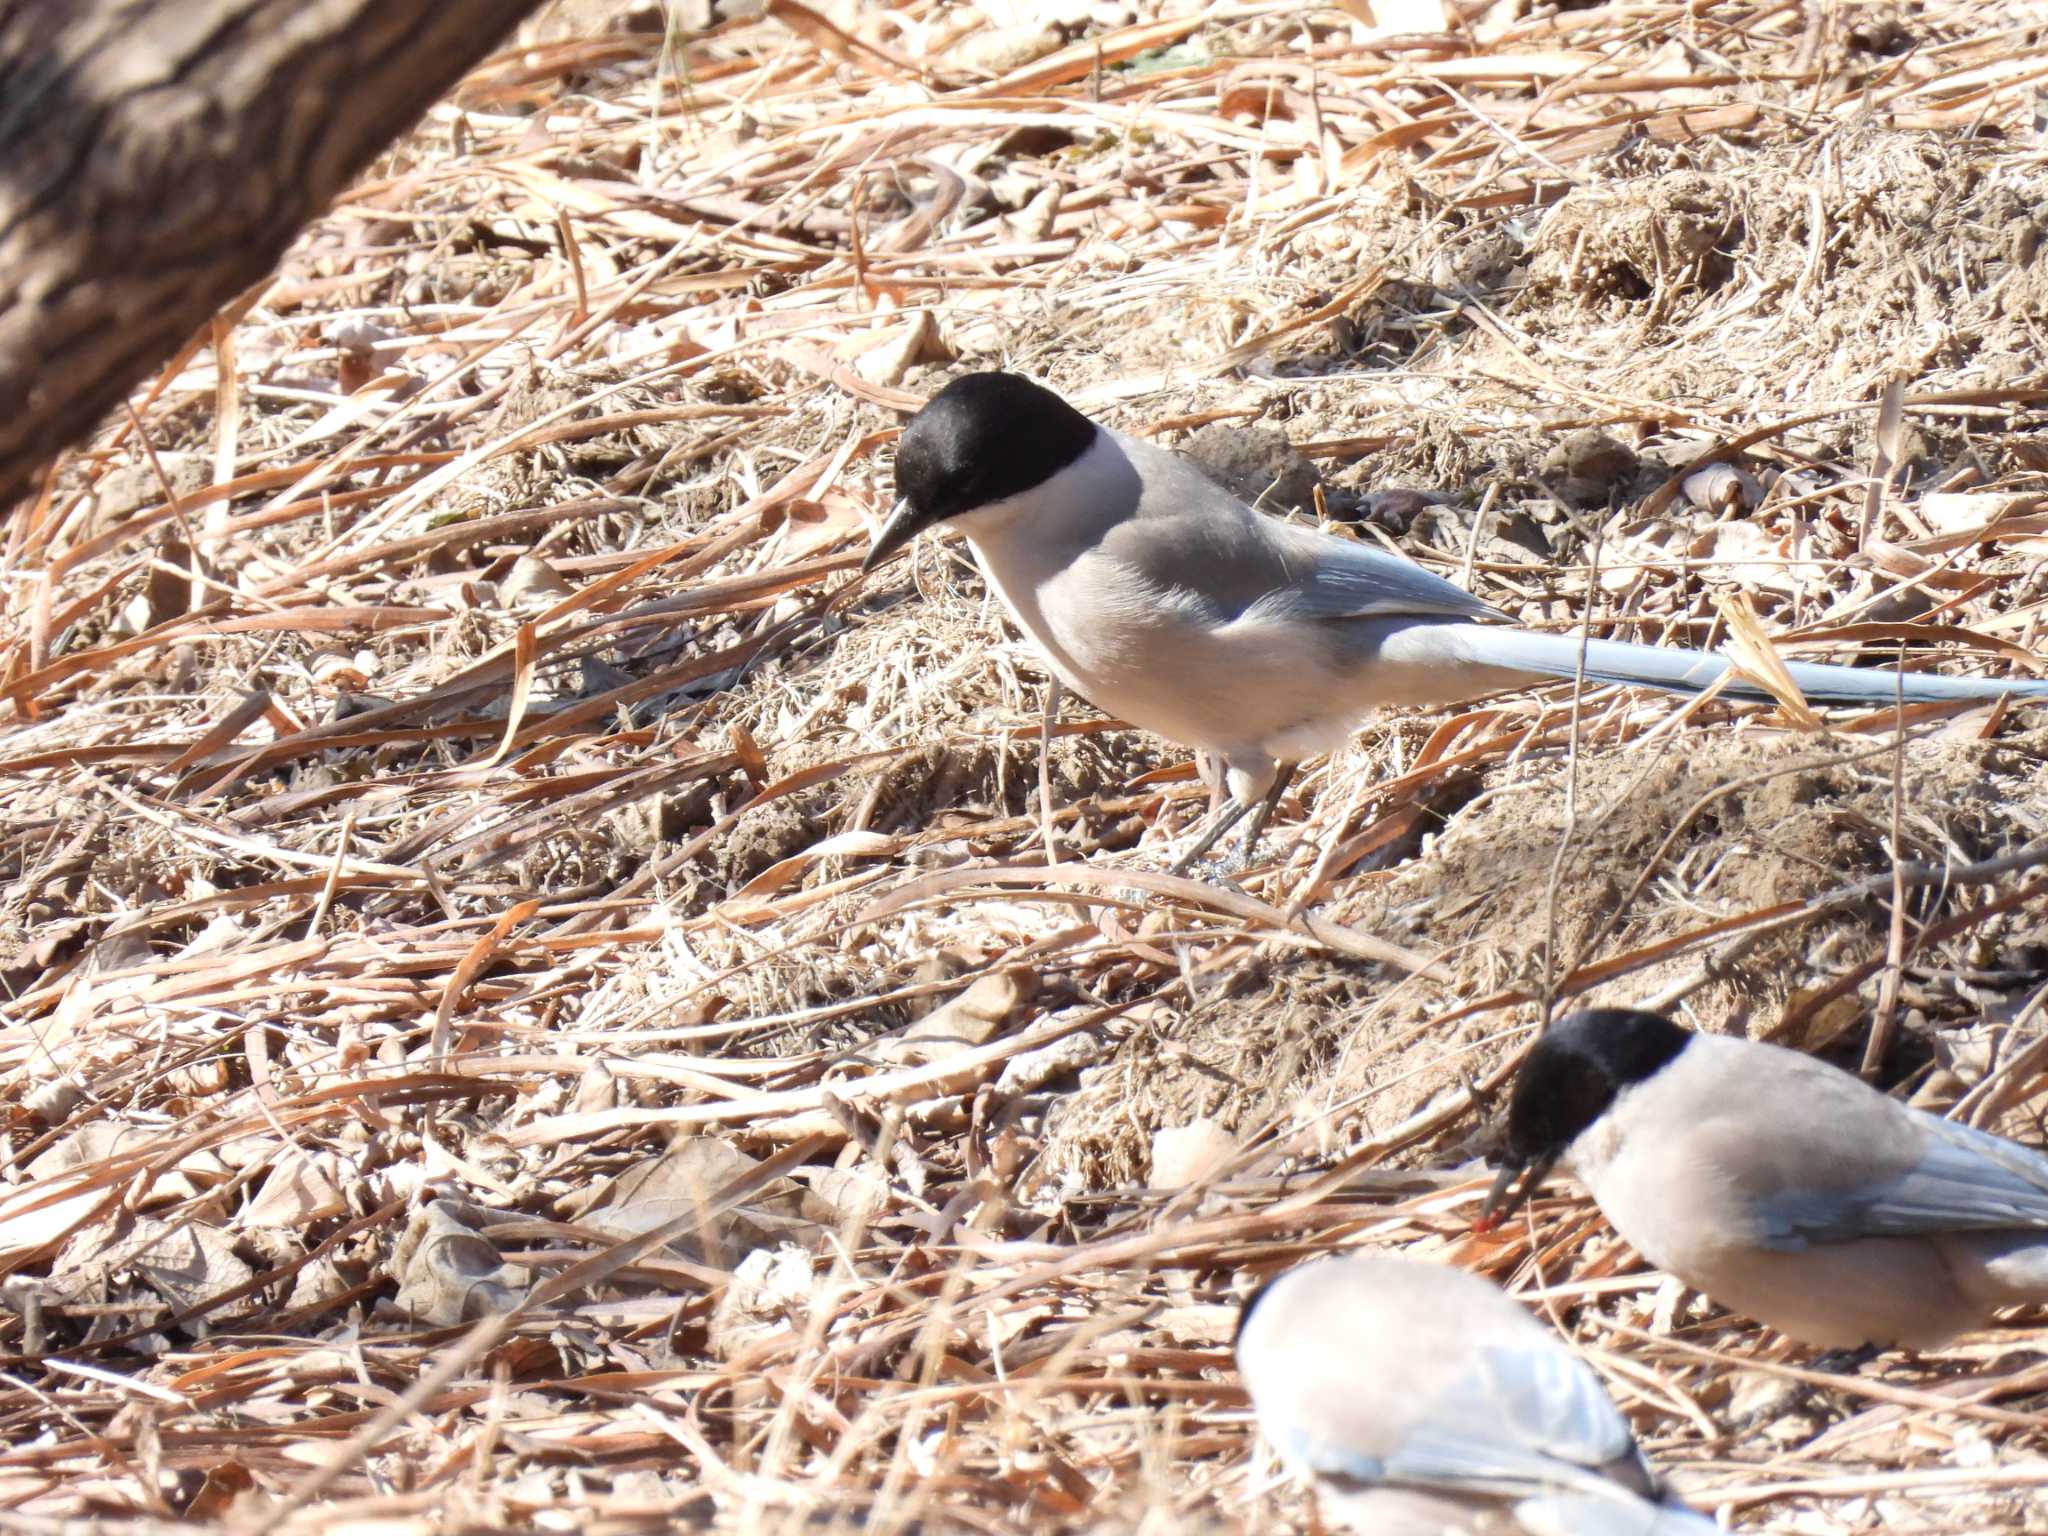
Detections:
[1, 0, 2047, 1530]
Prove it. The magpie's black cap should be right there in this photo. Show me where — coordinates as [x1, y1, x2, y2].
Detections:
[1502, 1009, 1690, 1164]
[1477, 1009, 1691, 1229]
[863, 372, 1097, 572]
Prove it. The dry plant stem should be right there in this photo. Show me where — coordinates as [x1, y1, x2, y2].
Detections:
[1040, 677, 1065, 866]
[1862, 662, 1910, 1080]
[258, 1311, 517, 1524]
[4, 4, 2048, 1532]
[1860, 378, 1908, 549]
[1577, 738, 1908, 964]
[1954, 981, 2048, 1128]
[1775, 870, 2048, 1044]
[1595, 1320, 2048, 1434]
[1539, 510, 1603, 1024]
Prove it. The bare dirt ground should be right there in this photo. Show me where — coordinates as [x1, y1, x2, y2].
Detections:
[3, 0, 2048, 1530]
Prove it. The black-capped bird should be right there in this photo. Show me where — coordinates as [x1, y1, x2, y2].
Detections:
[1481, 1008, 2048, 1350]
[1236, 1253, 1716, 1533]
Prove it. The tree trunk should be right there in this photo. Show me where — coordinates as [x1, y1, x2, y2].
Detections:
[0, 0, 549, 514]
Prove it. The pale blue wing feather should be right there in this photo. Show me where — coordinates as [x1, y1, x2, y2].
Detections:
[1251, 523, 1505, 624]
[1474, 1338, 1641, 1470]
[1339, 1340, 1649, 1498]
[1106, 430, 1504, 625]
[1755, 1112, 2048, 1249]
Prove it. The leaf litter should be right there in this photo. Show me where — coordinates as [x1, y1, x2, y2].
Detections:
[3, 0, 2048, 1530]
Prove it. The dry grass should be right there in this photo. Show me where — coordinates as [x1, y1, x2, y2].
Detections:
[3, 0, 2048, 1529]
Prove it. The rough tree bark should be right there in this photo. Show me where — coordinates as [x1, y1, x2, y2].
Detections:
[0, 0, 550, 515]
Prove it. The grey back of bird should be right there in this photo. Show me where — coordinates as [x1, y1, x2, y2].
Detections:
[1236, 1256, 1714, 1535]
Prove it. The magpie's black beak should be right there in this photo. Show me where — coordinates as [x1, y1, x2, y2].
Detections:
[1474, 1154, 1555, 1232]
[861, 498, 922, 574]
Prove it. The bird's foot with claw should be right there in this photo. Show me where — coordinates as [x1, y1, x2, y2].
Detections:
[1163, 839, 1262, 893]
[1116, 831, 1255, 903]
[1731, 1344, 1880, 1436]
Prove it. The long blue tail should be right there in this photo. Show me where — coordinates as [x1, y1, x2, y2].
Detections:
[1455, 626, 2048, 707]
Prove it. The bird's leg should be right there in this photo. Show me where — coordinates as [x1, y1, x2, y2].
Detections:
[1169, 795, 1256, 876]
[1038, 678, 1064, 866]
[1234, 761, 1298, 866]
[1195, 750, 1224, 814]
[1169, 759, 1288, 876]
